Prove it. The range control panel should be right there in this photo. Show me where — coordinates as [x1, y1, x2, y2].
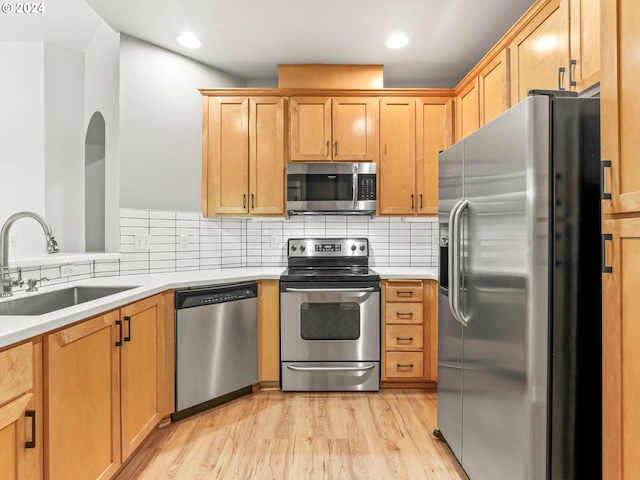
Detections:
[288, 238, 369, 258]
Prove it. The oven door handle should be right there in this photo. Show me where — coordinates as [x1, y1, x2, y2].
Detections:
[284, 287, 375, 293]
[286, 364, 376, 373]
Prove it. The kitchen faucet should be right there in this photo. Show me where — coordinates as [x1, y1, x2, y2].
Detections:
[0, 211, 60, 297]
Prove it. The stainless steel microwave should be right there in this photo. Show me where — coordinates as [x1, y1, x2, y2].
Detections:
[286, 162, 376, 215]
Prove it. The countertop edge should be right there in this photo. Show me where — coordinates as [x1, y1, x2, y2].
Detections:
[0, 266, 438, 349]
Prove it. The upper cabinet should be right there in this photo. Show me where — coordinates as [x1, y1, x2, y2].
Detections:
[289, 96, 377, 162]
[600, 0, 640, 215]
[508, 0, 569, 105]
[202, 96, 287, 217]
[569, 0, 600, 91]
[379, 96, 453, 216]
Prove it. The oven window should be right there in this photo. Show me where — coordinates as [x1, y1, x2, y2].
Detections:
[287, 174, 353, 201]
[300, 302, 360, 340]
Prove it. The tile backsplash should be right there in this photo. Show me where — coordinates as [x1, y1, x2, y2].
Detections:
[119, 209, 439, 275]
[4, 209, 439, 289]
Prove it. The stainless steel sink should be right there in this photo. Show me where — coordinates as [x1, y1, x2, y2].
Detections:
[0, 285, 138, 316]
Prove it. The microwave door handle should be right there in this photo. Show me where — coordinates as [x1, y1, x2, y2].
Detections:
[353, 165, 358, 209]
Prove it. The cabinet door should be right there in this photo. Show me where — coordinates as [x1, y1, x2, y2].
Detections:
[569, 0, 600, 91]
[45, 311, 121, 480]
[479, 49, 510, 126]
[258, 280, 280, 385]
[602, 218, 640, 480]
[203, 97, 249, 215]
[601, 0, 640, 215]
[249, 97, 286, 215]
[290, 97, 332, 161]
[120, 295, 163, 460]
[332, 97, 376, 162]
[416, 97, 451, 215]
[378, 97, 417, 215]
[0, 393, 35, 480]
[455, 77, 480, 142]
[509, 0, 569, 105]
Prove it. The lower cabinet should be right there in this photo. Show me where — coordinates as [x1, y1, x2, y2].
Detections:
[381, 279, 438, 388]
[0, 341, 42, 479]
[44, 292, 174, 480]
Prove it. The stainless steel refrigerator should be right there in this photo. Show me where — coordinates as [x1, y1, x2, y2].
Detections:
[436, 92, 602, 480]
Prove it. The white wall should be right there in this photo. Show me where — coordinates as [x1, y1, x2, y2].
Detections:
[0, 42, 47, 255]
[84, 22, 120, 252]
[118, 35, 244, 212]
[44, 43, 85, 253]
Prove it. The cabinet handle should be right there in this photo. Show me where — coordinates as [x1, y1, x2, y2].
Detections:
[397, 363, 414, 368]
[334, 140, 338, 156]
[243, 194, 246, 208]
[124, 316, 131, 342]
[602, 233, 613, 274]
[420, 194, 423, 209]
[411, 194, 415, 209]
[397, 312, 414, 318]
[251, 194, 255, 210]
[558, 67, 566, 90]
[569, 59, 577, 87]
[601, 160, 612, 200]
[397, 337, 414, 342]
[326, 140, 330, 157]
[25, 410, 36, 449]
[397, 291, 414, 296]
[115, 320, 123, 347]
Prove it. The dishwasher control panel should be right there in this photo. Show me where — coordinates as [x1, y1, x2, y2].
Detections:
[175, 282, 258, 309]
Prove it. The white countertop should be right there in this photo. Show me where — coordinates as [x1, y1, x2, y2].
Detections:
[0, 266, 438, 349]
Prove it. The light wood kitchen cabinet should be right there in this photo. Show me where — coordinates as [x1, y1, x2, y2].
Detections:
[202, 96, 286, 217]
[479, 49, 510, 126]
[601, 218, 640, 480]
[0, 341, 41, 480]
[600, 0, 640, 216]
[258, 279, 280, 387]
[569, 0, 600, 91]
[381, 279, 437, 388]
[455, 77, 480, 142]
[379, 97, 452, 216]
[455, 49, 509, 142]
[509, 0, 569, 105]
[44, 292, 173, 480]
[289, 96, 376, 162]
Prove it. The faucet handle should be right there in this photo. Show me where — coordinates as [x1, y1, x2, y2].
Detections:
[26, 276, 48, 293]
[14, 267, 23, 287]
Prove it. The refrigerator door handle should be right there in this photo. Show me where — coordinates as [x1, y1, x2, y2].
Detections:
[449, 199, 469, 326]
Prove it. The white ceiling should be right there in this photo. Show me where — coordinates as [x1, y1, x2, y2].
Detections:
[83, 0, 536, 87]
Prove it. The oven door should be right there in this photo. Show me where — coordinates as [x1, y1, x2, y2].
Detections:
[280, 281, 380, 362]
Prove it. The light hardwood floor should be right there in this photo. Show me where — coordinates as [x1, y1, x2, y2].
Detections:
[116, 389, 468, 480]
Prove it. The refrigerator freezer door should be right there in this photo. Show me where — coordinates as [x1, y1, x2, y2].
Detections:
[437, 141, 465, 462]
[460, 96, 551, 480]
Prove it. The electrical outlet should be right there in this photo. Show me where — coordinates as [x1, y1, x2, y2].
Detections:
[9, 235, 17, 247]
[270, 235, 279, 248]
[134, 234, 151, 250]
[61, 265, 74, 276]
[179, 235, 189, 250]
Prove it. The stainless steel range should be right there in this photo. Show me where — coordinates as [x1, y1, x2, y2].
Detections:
[280, 238, 381, 391]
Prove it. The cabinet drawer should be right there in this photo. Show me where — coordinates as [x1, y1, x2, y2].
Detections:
[0, 342, 33, 406]
[385, 325, 423, 350]
[385, 303, 423, 324]
[386, 282, 423, 302]
[385, 352, 424, 378]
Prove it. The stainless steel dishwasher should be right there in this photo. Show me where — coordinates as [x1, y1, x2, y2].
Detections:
[173, 282, 258, 420]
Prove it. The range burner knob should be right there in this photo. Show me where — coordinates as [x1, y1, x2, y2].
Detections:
[351, 245, 357, 251]
[300, 245, 306, 252]
[360, 245, 366, 251]
[291, 245, 297, 252]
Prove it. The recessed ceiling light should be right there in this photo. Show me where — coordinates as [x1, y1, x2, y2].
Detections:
[386, 34, 409, 49]
[176, 33, 202, 49]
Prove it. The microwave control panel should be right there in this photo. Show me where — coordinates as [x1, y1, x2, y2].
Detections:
[357, 174, 377, 201]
